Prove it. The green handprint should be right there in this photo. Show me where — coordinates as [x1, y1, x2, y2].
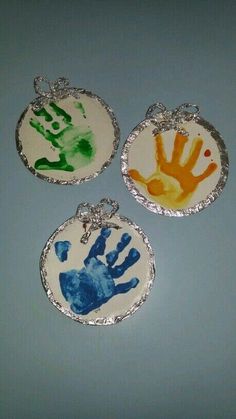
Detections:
[30, 102, 96, 172]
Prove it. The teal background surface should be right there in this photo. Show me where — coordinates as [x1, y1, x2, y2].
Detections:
[1, 1, 236, 418]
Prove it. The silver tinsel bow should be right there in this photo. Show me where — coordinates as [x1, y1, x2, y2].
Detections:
[31, 76, 80, 111]
[146, 102, 200, 136]
[76, 198, 121, 244]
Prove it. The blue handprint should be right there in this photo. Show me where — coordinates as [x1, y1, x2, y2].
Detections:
[54, 228, 140, 315]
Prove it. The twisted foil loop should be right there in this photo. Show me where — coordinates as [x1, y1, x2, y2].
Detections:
[76, 198, 121, 244]
[146, 102, 200, 136]
[31, 76, 80, 111]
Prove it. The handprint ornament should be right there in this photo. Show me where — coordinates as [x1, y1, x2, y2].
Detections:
[40, 199, 155, 325]
[121, 103, 229, 215]
[16, 77, 119, 184]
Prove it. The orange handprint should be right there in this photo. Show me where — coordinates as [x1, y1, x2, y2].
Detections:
[128, 132, 217, 209]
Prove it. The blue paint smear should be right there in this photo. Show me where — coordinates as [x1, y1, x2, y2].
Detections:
[55, 241, 71, 262]
[58, 228, 140, 315]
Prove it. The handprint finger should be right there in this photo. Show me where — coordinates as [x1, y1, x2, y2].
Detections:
[84, 228, 111, 265]
[108, 248, 140, 279]
[49, 103, 72, 126]
[35, 154, 74, 171]
[115, 277, 139, 295]
[30, 118, 48, 139]
[33, 107, 53, 122]
[155, 133, 166, 166]
[184, 137, 203, 170]
[171, 132, 188, 163]
[106, 233, 131, 266]
[196, 162, 217, 183]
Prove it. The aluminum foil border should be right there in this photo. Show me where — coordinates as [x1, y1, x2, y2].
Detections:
[16, 88, 120, 185]
[40, 213, 156, 325]
[121, 115, 229, 216]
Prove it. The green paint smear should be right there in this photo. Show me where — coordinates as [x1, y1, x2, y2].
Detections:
[30, 102, 95, 172]
[77, 138, 93, 157]
[74, 102, 86, 118]
[52, 121, 60, 130]
[35, 154, 74, 171]
[34, 108, 53, 122]
[49, 102, 72, 125]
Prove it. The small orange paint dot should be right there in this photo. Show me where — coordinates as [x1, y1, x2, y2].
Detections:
[204, 149, 211, 157]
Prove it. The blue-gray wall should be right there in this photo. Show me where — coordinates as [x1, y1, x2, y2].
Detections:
[1, 1, 236, 418]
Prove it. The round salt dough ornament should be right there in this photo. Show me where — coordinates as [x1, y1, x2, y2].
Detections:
[121, 102, 229, 216]
[16, 76, 120, 184]
[40, 198, 155, 325]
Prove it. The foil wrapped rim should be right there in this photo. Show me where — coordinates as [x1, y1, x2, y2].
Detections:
[121, 115, 229, 216]
[16, 88, 120, 185]
[40, 213, 156, 325]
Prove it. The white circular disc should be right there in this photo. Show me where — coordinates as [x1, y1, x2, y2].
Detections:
[16, 89, 119, 184]
[121, 116, 229, 216]
[40, 214, 155, 325]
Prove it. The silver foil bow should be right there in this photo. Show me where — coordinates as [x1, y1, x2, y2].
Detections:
[146, 102, 200, 136]
[76, 198, 121, 244]
[31, 76, 80, 111]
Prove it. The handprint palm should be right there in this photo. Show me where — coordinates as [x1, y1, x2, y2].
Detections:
[129, 132, 217, 209]
[30, 102, 95, 171]
[55, 228, 140, 315]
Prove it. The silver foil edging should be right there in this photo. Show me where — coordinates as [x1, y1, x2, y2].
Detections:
[40, 213, 156, 326]
[121, 115, 229, 216]
[16, 88, 120, 185]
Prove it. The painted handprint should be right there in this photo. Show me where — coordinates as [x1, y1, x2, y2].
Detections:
[54, 228, 140, 315]
[128, 132, 217, 209]
[30, 101, 95, 171]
